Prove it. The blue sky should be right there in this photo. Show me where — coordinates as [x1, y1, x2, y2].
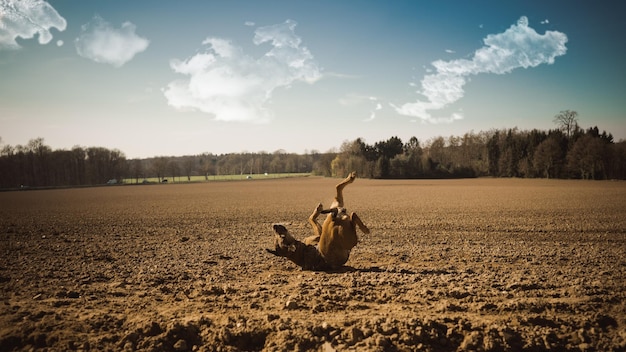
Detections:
[1, 0, 624, 158]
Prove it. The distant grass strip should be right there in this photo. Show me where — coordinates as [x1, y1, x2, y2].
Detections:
[123, 173, 311, 184]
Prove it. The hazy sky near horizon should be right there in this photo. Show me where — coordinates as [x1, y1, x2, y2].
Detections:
[1, 0, 624, 158]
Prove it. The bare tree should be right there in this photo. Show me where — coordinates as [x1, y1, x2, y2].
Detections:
[553, 110, 579, 138]
[533, 137, 563, 178]
[182, 156, 195, 181]
[168, 160, 180, 182]
[567, 134, 608, 179]
[129, 159, 144, 184]
[151, 157, 169, 182]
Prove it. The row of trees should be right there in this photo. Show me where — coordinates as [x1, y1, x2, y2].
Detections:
[0, 138, 328, 188]
[323, 111, 626, 180]
[127, 151, 331, 184]
[328, 126, 625, 180]
[0, 138, 127, 188]
[1, 112, 625, 188]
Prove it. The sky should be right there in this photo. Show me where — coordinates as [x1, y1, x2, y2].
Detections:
[1, 0, 625, 159]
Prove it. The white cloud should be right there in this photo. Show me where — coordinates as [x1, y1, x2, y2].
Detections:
[339, 94, 382, 122]
[163, 19, 321, 123]
[0, 0, 66, 49]
[74, 15, 149, 67]
[366, 97, 382, 121]
[365, 100, 382, 122]
[338, 93, 370, 106]
[393, 16, 568, 124]
[541, 19, 550, 25]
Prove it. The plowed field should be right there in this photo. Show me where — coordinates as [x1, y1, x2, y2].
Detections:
[1, 177, 625, 351]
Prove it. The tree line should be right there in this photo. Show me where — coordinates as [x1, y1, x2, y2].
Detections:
[0, 139, 331, 188]
[0, 137, 127, 188]
[330, 126, 624, 180]
[328, 111, 625, 180]
[1, 111, 625, 189]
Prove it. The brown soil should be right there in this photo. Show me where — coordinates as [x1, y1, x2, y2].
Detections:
[1, 177, 625, 351]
